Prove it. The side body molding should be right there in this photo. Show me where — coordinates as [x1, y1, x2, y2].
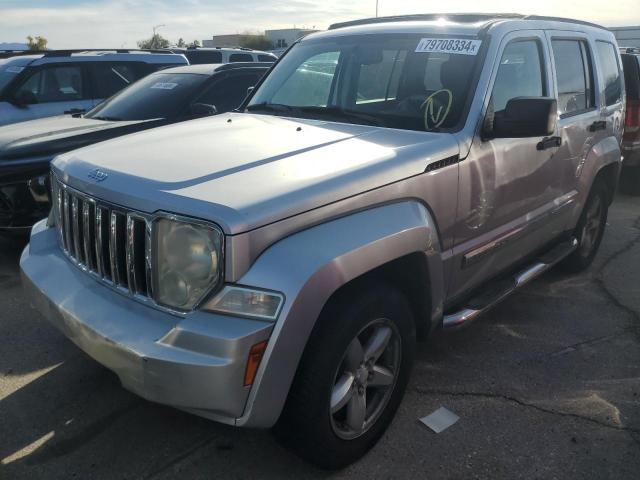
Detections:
[234, 200, 444, 427]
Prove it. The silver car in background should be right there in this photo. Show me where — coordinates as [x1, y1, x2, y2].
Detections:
[21, 13, 624, 468]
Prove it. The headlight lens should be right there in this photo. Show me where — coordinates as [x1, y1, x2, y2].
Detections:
[203, 286, 284, 321]
[154, 217, 223, 310]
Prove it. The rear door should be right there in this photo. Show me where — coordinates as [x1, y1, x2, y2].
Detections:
[545, 32, 601, 230]
[4, 63, 92, 123]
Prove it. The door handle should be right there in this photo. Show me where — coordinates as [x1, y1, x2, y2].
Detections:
[536, 136, 562, 151]
[589, 120, 607, 132]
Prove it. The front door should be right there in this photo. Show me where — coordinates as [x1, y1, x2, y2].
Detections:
[449, 31, 567, 301]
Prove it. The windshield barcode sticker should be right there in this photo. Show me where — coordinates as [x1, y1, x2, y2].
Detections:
[150, 82, 178, 90]
[416, 38, 482, 55]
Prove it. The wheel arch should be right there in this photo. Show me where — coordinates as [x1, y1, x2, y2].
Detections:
[234, 200, 444, 428]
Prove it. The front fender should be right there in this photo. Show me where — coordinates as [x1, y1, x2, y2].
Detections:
[234, 200, 443, 427]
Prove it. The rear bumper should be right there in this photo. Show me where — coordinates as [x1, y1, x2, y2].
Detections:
[20, 220, 274, 424]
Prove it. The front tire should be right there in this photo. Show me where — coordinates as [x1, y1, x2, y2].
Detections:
[561, 181, 609, 273]
[275, 282, 416, 469]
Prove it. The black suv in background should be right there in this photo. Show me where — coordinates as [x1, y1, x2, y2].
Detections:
[0, 62, 269, 233]
[621, 47, 640, 194]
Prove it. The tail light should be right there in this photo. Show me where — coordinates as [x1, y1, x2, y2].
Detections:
[625, 99, 640, 133]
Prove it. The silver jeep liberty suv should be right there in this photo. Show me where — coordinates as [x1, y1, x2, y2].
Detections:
[21, 13, 625, 468]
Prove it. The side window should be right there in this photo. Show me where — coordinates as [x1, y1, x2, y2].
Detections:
[596, 41, 623, 106]
[356, 50, 407, 104]
[258, 54, 276, 63]
[551, 40, 595, 116]
[93, 63, 143, 98]
[15, 65, 85, 103]
[492, 40, 546, 112]
[229, 53, 254, 63]
[271, 51, 339, 107]
[186, 51, 222, 64]
[196, 73, 262, 112]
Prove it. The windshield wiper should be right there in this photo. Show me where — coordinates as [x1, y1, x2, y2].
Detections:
[296, 106, 385, 127]
[90, 115, 123, 121]
[246, 103, 295, 113]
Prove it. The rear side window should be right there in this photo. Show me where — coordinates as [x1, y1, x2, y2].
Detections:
[492, 40, 546, 112]
[93, 63, 144, 98]
[258, 55, 276, 62]
[186, 50, 223, 64]
[551, 40, 595, 116]
[229, 53, 254, 63]
[15, 65, 85, 103]
[596, 41, 623, 106]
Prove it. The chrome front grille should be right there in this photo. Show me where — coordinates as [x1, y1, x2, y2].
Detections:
[52, 176, 153, 299]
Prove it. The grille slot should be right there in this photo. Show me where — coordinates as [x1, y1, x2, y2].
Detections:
[54, 176, 151, 300]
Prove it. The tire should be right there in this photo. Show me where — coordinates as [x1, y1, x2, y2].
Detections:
[275, 282, 416, 469]
[560, 181, 609, 273]
[619, 166, 640, 196]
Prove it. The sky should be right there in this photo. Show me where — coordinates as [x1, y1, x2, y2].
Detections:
[1, 0, 639, 49]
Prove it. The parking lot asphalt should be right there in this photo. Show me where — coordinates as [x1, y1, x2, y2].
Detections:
[1, 194, 639, 480]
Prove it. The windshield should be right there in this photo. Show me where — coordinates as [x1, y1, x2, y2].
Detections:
[247, 33, 482, 132]
[86, 72, 207, 121]
[0, 64, 23, 93]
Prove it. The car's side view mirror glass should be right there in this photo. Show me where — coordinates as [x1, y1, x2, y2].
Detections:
[484, 97, 557, 139]
[11, 90, 38, 108]
[190, 103, 217, 116]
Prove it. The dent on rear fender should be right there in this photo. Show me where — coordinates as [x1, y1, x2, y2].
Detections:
[233, 200, 445, 427]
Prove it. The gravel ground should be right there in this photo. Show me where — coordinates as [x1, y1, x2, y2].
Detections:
[1, 193, 639, 480]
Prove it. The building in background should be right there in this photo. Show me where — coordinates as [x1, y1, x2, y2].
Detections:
[265, 28, 319, 49]
[203, 34, 263, 48]
[610, 26, 640, 48]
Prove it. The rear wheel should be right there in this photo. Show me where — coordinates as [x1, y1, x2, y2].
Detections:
[561, 182, 609, 273]
[275, 283, 416, 469]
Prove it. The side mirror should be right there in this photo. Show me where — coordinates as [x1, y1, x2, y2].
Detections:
[11, 90, 38, 108]
[190, 103, 217, 116]
[487, 97, 557, 139]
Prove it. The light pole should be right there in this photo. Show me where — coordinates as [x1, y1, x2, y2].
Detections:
[375, 0, 379, 17]
[152, 24, 166, 37]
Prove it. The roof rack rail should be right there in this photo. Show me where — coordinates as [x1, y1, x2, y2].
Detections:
[0, 50, 45, 58]
[41, 48, 176, 57]
[329, 12, 607, 31]
[329, 13, 523, 30]
[216, 61, 274, 72]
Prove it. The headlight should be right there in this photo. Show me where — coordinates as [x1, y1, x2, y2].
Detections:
[153, 216, 223, 310]
[203, 286, 284, 321]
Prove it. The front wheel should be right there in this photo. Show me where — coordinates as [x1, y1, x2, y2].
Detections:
[275, 283, 416, 469]
[561, 182, 609, 273]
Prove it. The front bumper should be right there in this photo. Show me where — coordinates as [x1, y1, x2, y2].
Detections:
[20, 220, 274, 425]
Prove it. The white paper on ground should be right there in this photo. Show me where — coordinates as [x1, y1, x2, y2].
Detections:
[419, 407, 460, 433]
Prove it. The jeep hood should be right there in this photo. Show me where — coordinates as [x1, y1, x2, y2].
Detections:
[54, 113, 459, 234]
[0, 115, 161, 161]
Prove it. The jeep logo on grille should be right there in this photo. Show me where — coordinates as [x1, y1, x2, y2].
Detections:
[88, 169, 109, 182]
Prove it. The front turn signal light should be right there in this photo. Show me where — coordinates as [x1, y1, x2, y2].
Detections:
[244, 341, 268, 386]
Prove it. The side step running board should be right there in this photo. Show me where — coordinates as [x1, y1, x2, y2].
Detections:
[443, 237, 578, 329]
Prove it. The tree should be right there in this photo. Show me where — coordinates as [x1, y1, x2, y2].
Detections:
[137, 33, 170, 50]
[26, 35, 48, 51]
[177, 38, 186, 48]
[189, 40, 200, 48]
[239, 34, 273, 51]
